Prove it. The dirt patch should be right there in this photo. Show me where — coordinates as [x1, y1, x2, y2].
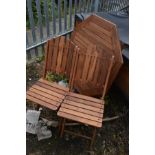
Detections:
[26, 60, 129, 155]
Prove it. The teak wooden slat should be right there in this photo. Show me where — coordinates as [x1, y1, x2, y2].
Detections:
[59, 107, 103, 123]
[87, 22, 112, 42]
[56, 36, 65, 73]
[51, 37, 60, 72]
[63, 99, 103, 113]
[65, 42, 76, 78]
[65, 96, 103, 108]
[81, 28, 113, 50]
[39, 78, 69, 92]
[27, 91, 60, 106]
[60, 39, 70, 74]
[34, 82, 66, 95]
[58, 111, 102, 128]
[87, 53, 98, 81]
[61, 103, 103, 118]
[47, 39, 54, 71]
[27, 95, 58, 110]
[67, 91, 103, 104]
[30, 85, 65, 99]
[81, 48, 92, 81]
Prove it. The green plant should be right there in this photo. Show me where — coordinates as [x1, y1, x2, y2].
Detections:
[104, 95, 112, 105]
[35, 55, 45, 63]
[46, 72, 55, 82]
[45, 71, 68, 83]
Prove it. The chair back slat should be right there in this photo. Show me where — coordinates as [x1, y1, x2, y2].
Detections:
[51, 37, 60, 71]
[47, 39, 54, 71]
[65, 41, 76, 77]
[56, 37, 65, 73]
[60, 39, 70, 74]
[87, 53, 98, 81]
[92, 59, 101, 84]
[81, 46, 93, 81]
[69, 46, 79, 91]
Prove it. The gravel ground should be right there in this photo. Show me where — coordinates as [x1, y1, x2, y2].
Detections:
[26, 60, 129, 155]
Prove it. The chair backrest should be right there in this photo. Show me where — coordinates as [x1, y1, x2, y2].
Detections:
[69, 46, 115, 99]
[43, 36, 114, 98]
[43, 36, 76, 79]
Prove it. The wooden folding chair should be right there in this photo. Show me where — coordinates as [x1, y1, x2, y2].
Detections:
[72, 45, 113, 96]
[58, 47, 115, 148]
[26, 36, 77, 112]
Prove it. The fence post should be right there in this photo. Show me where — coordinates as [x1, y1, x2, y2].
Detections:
[94, 0, 99, 12]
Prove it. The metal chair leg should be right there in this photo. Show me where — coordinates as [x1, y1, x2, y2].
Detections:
[60, 118, 65, 138]
[90, 127, 97, 149]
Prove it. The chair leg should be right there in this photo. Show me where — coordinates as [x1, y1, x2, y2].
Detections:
[60, 118, 65, 138]
[90, 127, 97, 149]
[58, 118, 62, 133]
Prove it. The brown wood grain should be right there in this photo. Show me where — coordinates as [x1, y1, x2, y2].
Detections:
[65, 96, 103, 109]
[56, 36, 65, 73]
[61, 103, 103, 118]
[51, 37, 60, 72]
[63, 99, 103, 113]
[87, 22, 112, 40]
[31, 85, 65, 99]
[68, 91, 103, 104]
[59, 107, 102, 123]
[36, 81, 66, 95]
[81, 46, 94, 81]
[46, 39, 54, 72]
[29, 87, 63, 102]
[87, 53, 97, 81]
[65, 42, 72, 77]
[27, 94, 58, 110]
[26, 91, 62, 105]
[39, 78, 69, 91]
[61, 39, 70, 74]
[91, 15, 114, 31]
[82, 28, 113, 50]
[57, 111, 102, 127]
[68, 46, 78, 90]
